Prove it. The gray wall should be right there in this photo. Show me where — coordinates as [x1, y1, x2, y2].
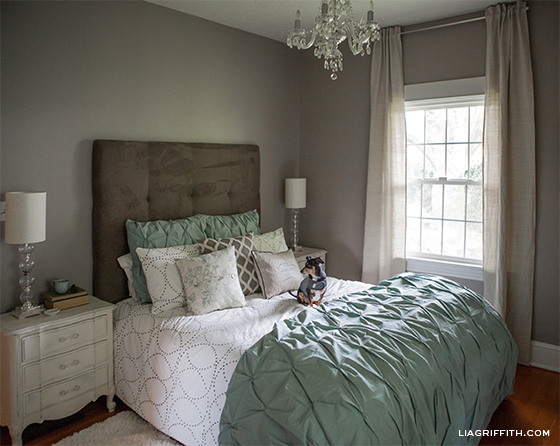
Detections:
[0, 1, 300, 312]
[298, 44, 371, 282]
[1, 0, 558, 347]
[529, 0, 560, 347]
[299, 1, 559, 346]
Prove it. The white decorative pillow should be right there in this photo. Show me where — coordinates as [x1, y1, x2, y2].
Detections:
[251, 250, 302, 299]
[117, 253, 136, 300]
[136, 244, 200, 314]
[253, 227, 289, 253]
[175, 246, 245, 316]
[197, 232, 259, 295]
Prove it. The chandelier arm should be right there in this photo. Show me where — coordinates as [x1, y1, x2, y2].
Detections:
[288, 28, 318, 51]
[340, 19, 372, 48]
[300, 29, 318, 50]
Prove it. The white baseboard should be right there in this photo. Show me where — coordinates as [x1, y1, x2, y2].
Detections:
[530, 341, 560, 372]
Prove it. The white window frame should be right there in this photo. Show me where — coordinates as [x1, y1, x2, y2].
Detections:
[404, 78, 485, 282]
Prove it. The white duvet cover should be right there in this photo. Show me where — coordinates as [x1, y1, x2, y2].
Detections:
[113, 277, 371, 446]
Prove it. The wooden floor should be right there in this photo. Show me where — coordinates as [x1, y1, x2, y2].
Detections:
[0, 397, 128, 446]
[479, 365, 559, 446]
[1, 365, 558, 446]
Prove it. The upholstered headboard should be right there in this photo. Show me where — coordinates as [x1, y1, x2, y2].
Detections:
[92, 140, 260, 303]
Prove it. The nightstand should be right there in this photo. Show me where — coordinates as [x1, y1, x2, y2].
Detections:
[0, 296, 115, 446]
[294, 246, 328, 271]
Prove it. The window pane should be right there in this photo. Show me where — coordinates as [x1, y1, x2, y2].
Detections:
[466, 222, 483, 260]
[426, 109, 446, 143]
[422, 184, 443, 218]
[406, 110, 425, 145]
[470, 106, 484, 142]
[467, 185, 482, 222]
[447, 144, 468, 179]
[407, 217, 421, 253]
[443, 221, 465, 257]
[407, 183, 422, 217]
[469, 144, 482, 180]
[443, 185, 466, 220]
[407, 145, 424, 180]
[447, 107, 469, 143]
[425, 145, 446, 178]
[421, 220, 442, 254]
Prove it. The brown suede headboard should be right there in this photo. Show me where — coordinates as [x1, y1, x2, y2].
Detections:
[92, 140, 260, 303]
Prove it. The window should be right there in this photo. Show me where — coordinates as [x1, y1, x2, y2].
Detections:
[405, 96, 484, 270]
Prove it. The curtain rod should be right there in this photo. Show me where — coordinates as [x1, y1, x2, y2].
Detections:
[400, 6, 529, 36]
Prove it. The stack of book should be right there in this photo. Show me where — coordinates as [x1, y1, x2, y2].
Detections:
[44, 286, 89, 310]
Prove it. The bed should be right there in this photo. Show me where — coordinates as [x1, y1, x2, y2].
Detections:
[92, 140, 518, 446]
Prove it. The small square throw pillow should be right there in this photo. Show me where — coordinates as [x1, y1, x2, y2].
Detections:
[197, 232, 259, 295]
[176, 246, 245, 316]
[253, 227, 289, 253]
[251, 250, 302, 299]
[136, 244, 200, 315]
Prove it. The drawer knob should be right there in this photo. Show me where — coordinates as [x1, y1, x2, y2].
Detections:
[60, 385, 80, 397]
[58, 333, 79, 343]
[59, 359, 80, 370]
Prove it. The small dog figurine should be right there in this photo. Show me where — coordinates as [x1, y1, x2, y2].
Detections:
[295, 256, 327, 307]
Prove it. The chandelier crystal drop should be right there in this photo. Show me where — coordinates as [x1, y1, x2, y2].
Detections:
[287, 0, 381, 80]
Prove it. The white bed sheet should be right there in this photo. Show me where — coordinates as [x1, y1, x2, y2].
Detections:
[113, 277, 372, 446]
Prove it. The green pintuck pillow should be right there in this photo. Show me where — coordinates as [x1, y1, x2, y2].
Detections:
[203, 209, 261, 239]
[126, 210, 261, 304]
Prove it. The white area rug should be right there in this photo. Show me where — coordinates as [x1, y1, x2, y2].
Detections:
[53, 411, 182, 446]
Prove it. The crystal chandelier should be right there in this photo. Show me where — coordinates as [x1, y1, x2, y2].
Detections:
[287, 0, 381, 80]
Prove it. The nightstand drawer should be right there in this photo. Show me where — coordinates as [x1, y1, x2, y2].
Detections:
[21, 320, 94, 362]
[23, 365, 110, 418]
[24, 369, 96, 417]
[22, 342, 104, 390]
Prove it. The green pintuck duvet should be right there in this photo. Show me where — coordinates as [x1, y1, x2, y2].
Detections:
[219, 273, 517, 445]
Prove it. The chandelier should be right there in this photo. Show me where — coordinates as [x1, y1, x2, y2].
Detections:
[287, 0, 381, 80]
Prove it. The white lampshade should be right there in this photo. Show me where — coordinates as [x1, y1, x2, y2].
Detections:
[5, 191, 47, 244]
[285, 178, 306, 209]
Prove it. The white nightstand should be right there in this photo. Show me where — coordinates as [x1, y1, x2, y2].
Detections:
[294, 246, 328, 271]
[0, 296, 115, 446]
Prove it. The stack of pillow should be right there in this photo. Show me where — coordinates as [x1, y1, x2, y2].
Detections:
[117, 210, 303, 316]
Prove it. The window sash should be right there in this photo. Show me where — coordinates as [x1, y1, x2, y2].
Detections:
[406, 95, 485, 112]
[405, 95, 484, 265]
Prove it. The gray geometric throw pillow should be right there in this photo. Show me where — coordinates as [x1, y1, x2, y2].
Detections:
[197, 232, 260, 295]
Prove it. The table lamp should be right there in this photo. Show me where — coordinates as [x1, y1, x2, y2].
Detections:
[285, 178, 306, 252]
[5, 191, 47, 319]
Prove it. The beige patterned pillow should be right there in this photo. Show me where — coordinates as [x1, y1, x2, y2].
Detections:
[197, 232, 259, 295]
[136, 244, 200, 314]
[253, 227, 289, 253]
[117, 253, 136, 300]
[251, 250, 302, 299]
[176, 246, 245, 315]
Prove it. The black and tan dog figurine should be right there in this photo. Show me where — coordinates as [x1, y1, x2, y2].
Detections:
[296, 256, 327, 307]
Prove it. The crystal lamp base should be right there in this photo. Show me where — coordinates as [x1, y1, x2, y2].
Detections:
[12, 304, 44, 319]
[11, 243, 44, 319]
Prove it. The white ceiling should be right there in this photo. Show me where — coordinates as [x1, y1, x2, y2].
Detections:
[146, 0, 497, 43]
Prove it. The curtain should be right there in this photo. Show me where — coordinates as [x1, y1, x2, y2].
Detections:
[484, 1, 535, 364]
[362, 27, 406, 285]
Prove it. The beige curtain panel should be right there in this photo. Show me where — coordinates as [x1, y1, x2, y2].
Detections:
[483, 1, 536, 365]
[362, 26, 406, 285]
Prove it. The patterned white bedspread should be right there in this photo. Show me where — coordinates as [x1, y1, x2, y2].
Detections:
[113, 277, 372, 446]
